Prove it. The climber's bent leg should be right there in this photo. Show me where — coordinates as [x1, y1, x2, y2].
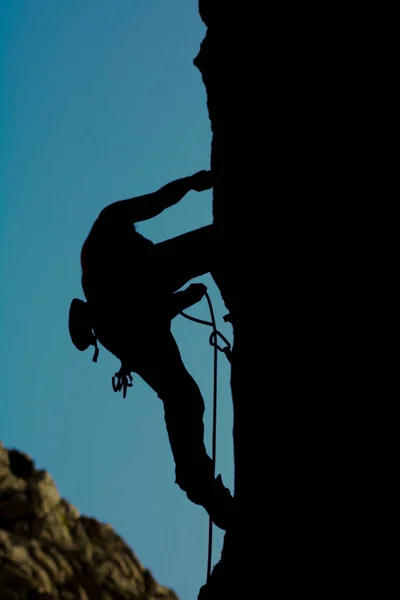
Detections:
[133, 328, 232, 529]
[134, 329, 211, 491]
[153, 225, 216, 293]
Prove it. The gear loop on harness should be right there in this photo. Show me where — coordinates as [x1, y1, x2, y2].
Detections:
[92, 338, 99, 363]
[112, 366, 133, 398]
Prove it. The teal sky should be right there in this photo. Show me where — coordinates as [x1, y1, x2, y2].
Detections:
[0, 2, 233, 599]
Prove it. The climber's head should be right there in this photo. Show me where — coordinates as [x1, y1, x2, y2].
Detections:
[68, 299, 95, 352]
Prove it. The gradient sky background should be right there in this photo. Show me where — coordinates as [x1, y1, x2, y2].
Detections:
[0, 2, 234, 599]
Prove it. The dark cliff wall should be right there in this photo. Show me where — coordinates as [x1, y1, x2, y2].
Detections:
[194, 2, 368, 597]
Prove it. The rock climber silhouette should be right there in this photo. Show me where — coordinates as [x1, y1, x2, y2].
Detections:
[72, 170, 232, 530]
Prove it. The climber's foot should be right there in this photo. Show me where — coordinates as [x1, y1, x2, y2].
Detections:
[187, 474, 233, 530]
[204, 474, 234, 530]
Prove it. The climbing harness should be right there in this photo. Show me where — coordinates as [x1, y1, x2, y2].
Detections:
[180, 292, 232, 582]
[110, 293, 231, 402]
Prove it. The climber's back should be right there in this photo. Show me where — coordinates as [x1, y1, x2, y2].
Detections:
[81, 213, 155, 312]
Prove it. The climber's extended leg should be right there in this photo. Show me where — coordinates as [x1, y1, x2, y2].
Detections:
[132, 326, 232, 530]
[154, 225, 217, 293]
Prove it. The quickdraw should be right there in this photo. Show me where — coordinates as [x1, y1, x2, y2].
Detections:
[209, 329, 231, 363]
[112, 366, 133, 398]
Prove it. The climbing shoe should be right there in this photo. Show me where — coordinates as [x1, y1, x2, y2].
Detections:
[187, 474, 233, 530]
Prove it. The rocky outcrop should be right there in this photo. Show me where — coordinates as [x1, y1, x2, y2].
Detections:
[0, 441, 178, 600]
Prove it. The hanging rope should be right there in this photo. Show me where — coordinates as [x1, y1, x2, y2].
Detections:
[180, 291, 231, 582]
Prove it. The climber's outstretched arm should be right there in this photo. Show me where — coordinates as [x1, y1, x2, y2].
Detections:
[98, 170, 213, 225]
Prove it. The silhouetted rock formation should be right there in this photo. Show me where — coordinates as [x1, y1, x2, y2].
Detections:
[0, 441, 178, 600]
[194, 1, 369, 597]
[194, 3, 263, 596]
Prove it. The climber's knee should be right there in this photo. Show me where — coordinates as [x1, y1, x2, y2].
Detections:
[174, 455, 214, 502]
[157, 368, 204, 408]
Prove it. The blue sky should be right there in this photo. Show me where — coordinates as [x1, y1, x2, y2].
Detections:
[0, 2, 233, 598]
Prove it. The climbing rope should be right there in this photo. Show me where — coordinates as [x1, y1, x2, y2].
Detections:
[180, 291, 231, 582]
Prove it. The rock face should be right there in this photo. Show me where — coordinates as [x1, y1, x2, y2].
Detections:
[0, 441, 178, 600]
[194, 3, 263, 597]
[194, 1, 369, 598]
